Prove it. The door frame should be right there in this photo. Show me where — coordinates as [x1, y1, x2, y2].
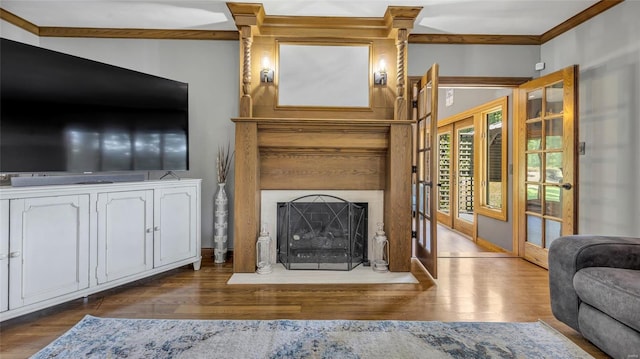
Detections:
[408, 75, 532, 271]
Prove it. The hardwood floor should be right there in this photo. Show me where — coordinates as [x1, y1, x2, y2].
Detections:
[0, 242, 609, 358]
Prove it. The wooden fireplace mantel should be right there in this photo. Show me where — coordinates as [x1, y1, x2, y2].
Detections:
[227, 4, 420, 274]
[232, 117, 413, 273]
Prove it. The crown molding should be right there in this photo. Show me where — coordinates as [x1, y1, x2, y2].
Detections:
[0, 8, 39, 35]
[0, 1, 625, 44]
[0, 7, 238, 40]
[38, 27, 238, 40]
[408, 34, 541, 45]
[407, 0, 624, 46]
[540, 0, 624, 43]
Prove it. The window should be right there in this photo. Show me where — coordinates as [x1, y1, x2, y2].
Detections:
[476, 97, 508, 221]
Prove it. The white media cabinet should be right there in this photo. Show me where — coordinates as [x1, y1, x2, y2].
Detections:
[0, 178, 201, 321]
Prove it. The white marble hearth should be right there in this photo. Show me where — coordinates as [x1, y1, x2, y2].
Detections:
[227, 263, 418, 285]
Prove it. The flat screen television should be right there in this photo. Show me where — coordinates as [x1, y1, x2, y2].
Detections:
[0, 38, 189, 173]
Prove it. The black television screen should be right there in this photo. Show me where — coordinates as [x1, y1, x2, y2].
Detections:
[0, 38, 189, 173]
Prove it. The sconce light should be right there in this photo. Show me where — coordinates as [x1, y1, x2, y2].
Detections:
[260, 56, 274, 83]
[374, 59, 387, 86]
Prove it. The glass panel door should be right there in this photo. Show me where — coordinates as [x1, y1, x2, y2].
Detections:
[413, 64, 439, 278]
[517, 66, 577, 268]
[525, 82, 564, 251]
[452, 118, 475, 236]
[456, 125, 474, 223]
[436, 127, 452, 227]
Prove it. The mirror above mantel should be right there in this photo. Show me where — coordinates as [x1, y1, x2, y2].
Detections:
[277, 42, 372, 109]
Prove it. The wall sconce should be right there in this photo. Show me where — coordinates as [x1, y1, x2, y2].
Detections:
[260, 56, 274, 83]
[374, 59, 387, 86]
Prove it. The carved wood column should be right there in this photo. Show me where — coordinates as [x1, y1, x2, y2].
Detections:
[232, 120, 260, 272]
[227, 2, 264, 118]
[394, 28, 408, 121]
[239, 26, 253, 118]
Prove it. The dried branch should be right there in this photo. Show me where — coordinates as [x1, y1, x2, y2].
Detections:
[216, 143, 235, 183]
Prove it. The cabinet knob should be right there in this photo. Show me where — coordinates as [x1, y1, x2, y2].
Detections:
[0, 253, 7, 260]
[146, 228, 153, 233]
[9, 251, 21, 258]
[154, 226, 160, 231]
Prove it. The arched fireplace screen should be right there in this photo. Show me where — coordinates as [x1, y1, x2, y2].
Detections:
[277, 195, 367, 270]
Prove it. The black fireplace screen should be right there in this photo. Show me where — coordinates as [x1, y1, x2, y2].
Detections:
[277, 195, 367, 270]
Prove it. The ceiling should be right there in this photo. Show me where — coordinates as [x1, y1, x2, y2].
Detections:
[0, 0, 608, 37]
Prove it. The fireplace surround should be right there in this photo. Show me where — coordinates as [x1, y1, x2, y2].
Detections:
[232, 118, 413, 273]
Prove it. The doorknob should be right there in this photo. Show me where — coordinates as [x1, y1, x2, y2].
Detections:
[561, 183, 572, 190]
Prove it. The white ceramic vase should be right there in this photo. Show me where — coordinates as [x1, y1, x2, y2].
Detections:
[214, 182, 228, 263]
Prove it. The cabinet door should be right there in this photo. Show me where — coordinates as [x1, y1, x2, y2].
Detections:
[154, 186, 198, 267]
[9, 195, 90, 309]
[1, 200, 9, 312]
[96, 190, 153, 284]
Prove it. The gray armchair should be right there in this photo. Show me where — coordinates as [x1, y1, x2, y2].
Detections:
[548, 235, 640, 359]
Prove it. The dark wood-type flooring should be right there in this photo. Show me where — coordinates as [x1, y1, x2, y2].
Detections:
[0, 227, 609, 358]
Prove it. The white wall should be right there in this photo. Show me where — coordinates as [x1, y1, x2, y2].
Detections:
[541, 1, 640, 236]
[409, 44, 539, 251]
[2, 22, 240, 249]
[0, 20, 40, 45]
[438, 88, 505, 120]
[409, 44, 540, 77]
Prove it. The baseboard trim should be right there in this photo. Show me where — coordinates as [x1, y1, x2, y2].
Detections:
[476, 236, 513, 254]
[201, 248, 233, 260]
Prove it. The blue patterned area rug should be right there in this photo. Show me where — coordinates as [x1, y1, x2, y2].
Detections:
[32, 315, 592, 358]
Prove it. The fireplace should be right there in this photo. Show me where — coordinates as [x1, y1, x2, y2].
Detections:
[233, 118, 413, 273]
[277, 195, 367, 270]
[261, 190, 383, 270]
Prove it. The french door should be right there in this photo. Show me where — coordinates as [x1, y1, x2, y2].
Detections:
[413, 64, 439, 278]
[436, 118, 475, 237]
[515, 65, 578, 268]
[436, 125, 453, 227]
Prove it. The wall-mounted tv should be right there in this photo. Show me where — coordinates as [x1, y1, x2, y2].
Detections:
[0, 38, 189, 173]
